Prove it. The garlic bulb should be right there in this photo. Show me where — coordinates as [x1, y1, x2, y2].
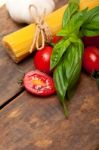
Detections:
[5, 0, 55, 24]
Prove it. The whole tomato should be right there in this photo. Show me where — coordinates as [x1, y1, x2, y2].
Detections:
[34, 46, 53, 74]
[83, 36, 99, 48]
[83, 46, 99, 74]
[52, 35, 62, 44]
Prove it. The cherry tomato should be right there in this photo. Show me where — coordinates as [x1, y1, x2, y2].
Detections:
[23, 70, 56, 96]
[83, 36, 99, 48]
[52, 35, 62, 44]
[83, 46, 99, 74]
[34, 46, 52, 74]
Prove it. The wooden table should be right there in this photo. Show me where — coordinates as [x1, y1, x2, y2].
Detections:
[0, 1, 99, 150]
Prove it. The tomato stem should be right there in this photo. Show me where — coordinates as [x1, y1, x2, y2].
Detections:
[91, 71, 99, 88]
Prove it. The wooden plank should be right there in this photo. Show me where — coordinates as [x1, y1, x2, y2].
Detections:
[0, 1, 67, 106]
[0, 5, 24, 37]
[0, 74, 99, 150]
[0, 43, 34, 106]
[0, 6, 31, 106]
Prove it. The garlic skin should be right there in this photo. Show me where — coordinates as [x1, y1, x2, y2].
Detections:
[5, 0, 55, 24]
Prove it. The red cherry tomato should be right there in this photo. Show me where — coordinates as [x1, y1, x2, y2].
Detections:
[52, 35, 62, 44]
[34, 46, 52, 74]
[83, 46, 99, 74]
[23, 70, 56, 96]
[83, 36, 99, 48]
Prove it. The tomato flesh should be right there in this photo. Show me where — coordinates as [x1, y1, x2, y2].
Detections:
[23, 70, 56, 96]
[34, 46, 53, 74]
[83, 46, 99, 74]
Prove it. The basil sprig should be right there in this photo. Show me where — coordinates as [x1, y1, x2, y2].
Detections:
[50, 0, 99, 117]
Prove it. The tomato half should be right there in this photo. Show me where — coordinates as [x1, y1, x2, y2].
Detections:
[83, 46, 99, 74]
[23, 70, 56, 96]
[34, 46, 53, 74]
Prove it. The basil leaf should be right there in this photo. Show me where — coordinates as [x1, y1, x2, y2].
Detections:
[62, 1, 79, 28]
[67, 8, 88, 34]
[81, 29, 99, 37]
[50, 38, 71, 70]
[69, 34, 82, 43]
[82, 6, 99, 27]
[85, 17, 99, 30]
[81, 6, 99, 36]
[53, 62, 68, 101]
[59, 8, 88, 37]
[66, 41, 83, 98]
[53, 56, 69, 117]
[57, 29, 69, 37]
[53, 40, 83, 108]
[69, 0, 80, 4]
[63, 41, 83, 87]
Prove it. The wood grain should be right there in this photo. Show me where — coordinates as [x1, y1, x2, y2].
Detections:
[0, 6, 30, 106]
[0, 43, 34, 106]
[0, 74, 99, 150]
[0, 1, 67, 106]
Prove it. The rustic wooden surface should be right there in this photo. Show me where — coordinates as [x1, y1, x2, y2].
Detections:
[0, 1, 99, 150]
[0, 74, 99, 150]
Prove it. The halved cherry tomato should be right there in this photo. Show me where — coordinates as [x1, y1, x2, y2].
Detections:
[52, 35, 62, 44]
[83, 36, 99, 48]
[23, 70, 56, 96]
[83, 46, 99, 74]
[34, 46, 52, 74]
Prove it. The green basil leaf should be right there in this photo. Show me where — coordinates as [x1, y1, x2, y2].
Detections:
[53, 62, 68, 101]
[62, 1, 79, 28]
[53, 58, 69, 117]
[84, 16, 99, 30]
[82, 6, 99, 27]
[81, 6, 99, 36]
[67, 8, 88, 34]
[57, 29, 69, 37]
[69, 0, 80, 4]
[81, 28, 99, 37]
[50, 38, 71, 70]
[53, 39, 83, 103]
[69, 34, 82, 43]
[60, 8, 88, 37]
[66, 41, 83, 98]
